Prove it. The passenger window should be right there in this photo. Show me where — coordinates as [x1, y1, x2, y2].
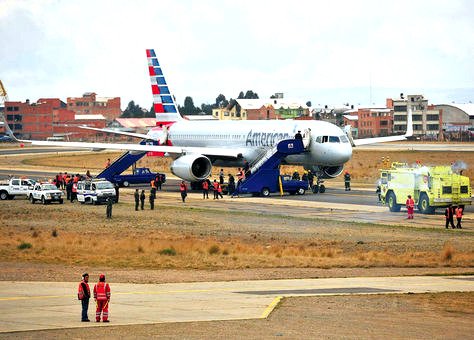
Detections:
[329, 136, 340, 143]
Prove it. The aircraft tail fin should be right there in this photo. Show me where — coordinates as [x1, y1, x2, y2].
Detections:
[146, 49, 184, 125]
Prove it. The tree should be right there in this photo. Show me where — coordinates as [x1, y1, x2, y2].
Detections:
[201, 103, 213, 115]
[238, 91, 245, 99]
[121, 101, 146, 118]
[306, 101, 312, 107]
[244, 90, 258, 99]
[215, 94, 228, 108]
[180, 96, 196, 115]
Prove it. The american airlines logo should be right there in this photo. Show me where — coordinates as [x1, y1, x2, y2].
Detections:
[245, 130, 291, 147]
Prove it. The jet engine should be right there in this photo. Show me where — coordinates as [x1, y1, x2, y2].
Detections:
[170, 154, 212, 182]
[308, 165, 344, 179]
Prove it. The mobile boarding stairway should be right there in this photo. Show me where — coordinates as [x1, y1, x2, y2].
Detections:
[95, 140, 152, 181]
[234, 138, 307, 196]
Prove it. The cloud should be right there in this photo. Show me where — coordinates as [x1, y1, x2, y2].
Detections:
[0, 0, 473, 109]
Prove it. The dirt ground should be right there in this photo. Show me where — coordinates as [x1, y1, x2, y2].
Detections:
[1, 146, 474, 338]
[2, 293, 473, 339]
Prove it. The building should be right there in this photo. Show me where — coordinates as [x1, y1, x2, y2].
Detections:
[67, 92, 121, 122]
[212, 98, 310, 121]
[4, 98, 106, 140]
[356, 108, 393, 137]
[386, 94, 440, 137]
[342, 113, 359, 138]
[434, 103, 474, 140]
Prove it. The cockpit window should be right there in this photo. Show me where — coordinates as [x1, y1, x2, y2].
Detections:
[315, 136, 322, 143]
[339, 135, 349, 143]
[329, 136, 340, 143]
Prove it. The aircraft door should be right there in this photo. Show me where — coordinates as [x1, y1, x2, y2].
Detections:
[302, 129, 311, 149]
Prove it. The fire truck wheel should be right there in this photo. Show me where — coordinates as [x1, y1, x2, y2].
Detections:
[418, 193, 435, 214]
[387, 191, 401, 212]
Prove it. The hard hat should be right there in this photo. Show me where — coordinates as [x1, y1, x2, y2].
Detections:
[99, 274, 105, 281]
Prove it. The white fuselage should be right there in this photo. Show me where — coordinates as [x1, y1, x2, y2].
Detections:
[149, 119, 353, 168]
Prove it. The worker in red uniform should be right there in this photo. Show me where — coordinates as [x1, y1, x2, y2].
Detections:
[180, 181, 187, 203]
[202, 179, 209, 199]
[406, 195, 415, 219]
[77, 273, 90, 322]
[93, 274, 111, 322]
[455, 205, 464, 229]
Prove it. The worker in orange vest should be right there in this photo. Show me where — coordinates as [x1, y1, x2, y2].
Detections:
[77, 273, 90, 322]
[406, 195, 415, 219]
[455, 205, 464, 229]
[202, 179, 209, 199]
[179, 181, 187, 202]
[93, 274, 111, 322]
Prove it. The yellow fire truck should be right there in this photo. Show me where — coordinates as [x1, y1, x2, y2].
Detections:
[379, 162, 472, 214]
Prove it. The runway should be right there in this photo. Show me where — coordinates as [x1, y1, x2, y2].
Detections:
[0, 275, 472, 333]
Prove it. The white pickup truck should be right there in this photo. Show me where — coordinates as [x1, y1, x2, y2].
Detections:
[0, 178, 36, 200]
[28, 182, 64, 204]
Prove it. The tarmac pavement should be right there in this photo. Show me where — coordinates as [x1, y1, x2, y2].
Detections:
[0, 275, 473, 333]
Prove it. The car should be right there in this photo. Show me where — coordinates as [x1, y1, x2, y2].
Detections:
[112, 167, 166, 187]
[77, 179, 116, 204]
[28, 183, 63, 204]
[0, 178, 36, 200]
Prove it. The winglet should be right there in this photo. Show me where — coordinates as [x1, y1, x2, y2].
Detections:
[146, 49, 184, 125]
[405, 107, 413, 137]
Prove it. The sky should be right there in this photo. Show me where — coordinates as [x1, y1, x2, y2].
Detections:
[1, 0, 473, 110]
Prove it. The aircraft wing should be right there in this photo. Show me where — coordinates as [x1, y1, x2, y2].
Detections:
[353, 134, 408, 146]
[78, 126, 151, 139]
[18, 139, 242, 158]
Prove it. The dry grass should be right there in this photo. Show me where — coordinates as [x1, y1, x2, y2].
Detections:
[1, 199, 473, 270]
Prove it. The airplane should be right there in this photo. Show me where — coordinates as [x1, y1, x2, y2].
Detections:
[2, 49, 413, 183]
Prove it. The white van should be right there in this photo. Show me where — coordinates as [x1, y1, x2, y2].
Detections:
[77, 179, 116, 205]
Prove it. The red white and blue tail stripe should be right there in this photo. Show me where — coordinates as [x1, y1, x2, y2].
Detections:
[146, 49, 183, 125]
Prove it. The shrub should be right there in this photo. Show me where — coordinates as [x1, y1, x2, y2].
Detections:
[18, 242, 32, 250]
[208, 244, 220, 255]
[52, 229, 58, 237]
[442, 243, 455, 261]
[159, 247, 176, 256]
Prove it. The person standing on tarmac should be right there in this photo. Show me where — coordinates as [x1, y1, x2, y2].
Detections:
[140, 190, 145, 210]
[134, 189, 139, 211]
[406, 195, 415, 219]
[114, 183, 120, 203]
[344, 171, 351, 191]
[180, 181, 188, 202]
[455, 205, 463, 229]
[149, 189, 155, 210]
[202, 179, 209, 199]
[219, 169, 224, 184]
[106, 198, 113, 219]
[227, 174, 235, 196]
[78, 273, 90, 322]
[445, 205, 456, 229]
[93, 274, 111, 322]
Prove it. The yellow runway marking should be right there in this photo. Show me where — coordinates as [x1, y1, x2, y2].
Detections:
[260, 296, 282, 318]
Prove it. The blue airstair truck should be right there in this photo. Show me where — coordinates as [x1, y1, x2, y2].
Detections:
[234, 138, 308, 197]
